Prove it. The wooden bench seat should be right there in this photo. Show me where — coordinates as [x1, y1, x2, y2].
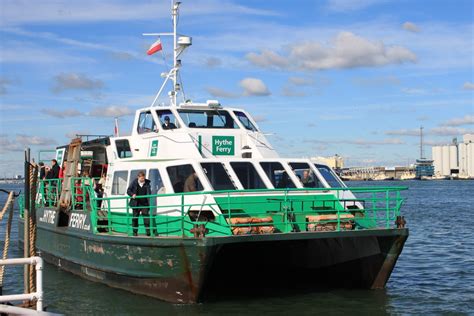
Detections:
[306, 214, 355, 232]
[228, 216, 274, 235]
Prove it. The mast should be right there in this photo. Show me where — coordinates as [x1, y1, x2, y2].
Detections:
[143, 1, 191, 108]
[171, 1, 179, 107]
[419, 126, 424, 159]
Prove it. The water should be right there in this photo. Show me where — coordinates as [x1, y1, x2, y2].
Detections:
[1, 181, 473, 315]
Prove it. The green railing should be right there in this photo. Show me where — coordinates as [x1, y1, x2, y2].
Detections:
[34, 178, 407, 237]
[18, 193, 24, 218]
[36, 179, 62, 208]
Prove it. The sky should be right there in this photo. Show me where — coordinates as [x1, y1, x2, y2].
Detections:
[0, 0, 473, 177]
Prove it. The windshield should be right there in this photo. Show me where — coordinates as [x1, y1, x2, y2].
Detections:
[288, 162, 323, 188]
[315, 164, 343, 188]
[234, 111, 257, 131]
[201, 162, 236, 190]
[260, 162, 296, 188]
[156, 109, 179, 130]
[178, 109, 238, 129]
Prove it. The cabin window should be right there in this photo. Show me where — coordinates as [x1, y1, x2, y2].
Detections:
[234, 111, 257, 131]
[315, 164, 343, 188]
[177, 109, 237, 129]
[201, 163, 236, 191]
[149, 169, 165, 194]
[115, 139, 132, 158]
[112, 171, 128, 195]
[289, 162, 323, 188]
[167, 164, 203, 193]
[156, 109, 179, 130]
[137, 111, 157, 134]
[230, 162, 266, 189]
[260, 162, 296, 188]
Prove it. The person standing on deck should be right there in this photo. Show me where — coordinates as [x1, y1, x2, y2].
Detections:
[127, 171, 152, 236]
[46, 159, 60, 180]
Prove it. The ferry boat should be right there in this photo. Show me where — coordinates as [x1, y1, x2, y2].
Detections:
[18, 2, 409, 304]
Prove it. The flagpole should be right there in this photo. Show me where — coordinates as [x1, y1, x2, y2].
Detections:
[114, 117, 119, 137]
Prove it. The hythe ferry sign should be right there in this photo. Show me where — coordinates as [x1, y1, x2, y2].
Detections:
[212, 136, 234, 155]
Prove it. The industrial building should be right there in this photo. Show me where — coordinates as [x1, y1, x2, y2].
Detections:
[431, 134, 474, 178]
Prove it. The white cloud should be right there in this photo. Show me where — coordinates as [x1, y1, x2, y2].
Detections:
[239, 78, 271, 96]
[385, 129, 420, 136]
[352, 75, 400, 87]
[0, 78, 13, 95]
[430, 127, 474, 136]
[403, 22, 420, 33]
[463, 82, 474, 90]
[1, 0, 277, 26]
[386, 127, 474, 137]
[0, 134, 56, 153]
[281, 87, 306, 97]
[401, 88, 427, 95]
[326, 0, 387, 12]
[441, 115, 474, 127]
[288, 77, 314, 86]
[247, 32, 416, 71]
[41, 108, 82, 118]
[204, 57, 222, 68]
[245, 50, 290, 69]
[206, 87, 239, 98]
[52, 73, 104, 93]
[89, 106, 134, 117]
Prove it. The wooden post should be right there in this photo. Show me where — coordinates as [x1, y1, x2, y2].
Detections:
[23, 148, 30, 294]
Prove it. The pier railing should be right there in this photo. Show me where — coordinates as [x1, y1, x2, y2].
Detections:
[32, 178, 407, 237]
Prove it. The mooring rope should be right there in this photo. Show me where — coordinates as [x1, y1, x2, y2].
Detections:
[28, 164, 38, 294]
[0, 191, 15, 287]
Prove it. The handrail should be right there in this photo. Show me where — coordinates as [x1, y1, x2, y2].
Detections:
[0, 256, 44, 311]
[32, 178, 407, 237]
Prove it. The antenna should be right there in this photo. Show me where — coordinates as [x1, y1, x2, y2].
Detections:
[143, 1, 192, 107]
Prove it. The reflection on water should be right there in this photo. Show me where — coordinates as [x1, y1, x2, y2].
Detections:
[1, 181, 473, 315]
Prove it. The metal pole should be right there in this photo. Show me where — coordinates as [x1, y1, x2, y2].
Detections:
[172, 1, 178, 107]
[23, 148, 30, 294]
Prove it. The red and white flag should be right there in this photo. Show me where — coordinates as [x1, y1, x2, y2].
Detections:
[114, 118, 119, 137]
[147, 38, 162, 55]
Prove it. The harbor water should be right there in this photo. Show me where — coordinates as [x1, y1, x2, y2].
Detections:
[1, 180, 473, 315]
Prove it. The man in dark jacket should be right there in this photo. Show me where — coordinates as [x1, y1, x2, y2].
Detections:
[127, 171, 151, 236]
[46, 159, 60, 179]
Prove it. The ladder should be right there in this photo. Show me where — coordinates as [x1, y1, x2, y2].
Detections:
[59, 138, 82, 209]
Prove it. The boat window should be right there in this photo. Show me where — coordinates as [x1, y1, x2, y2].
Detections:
[112, 171, 128, 195]
[201, 163, 236, 191]
[149, 169, 165, 194]
[230, 162, 266, 189]
[177, 109, 238, 129]
[115, 139, 132, 159]
[289, 162, 323, 188]
[156, 109, 179, 130]
[315, 164, 343, 188]
[137, 111, 157, 134]
[129, 169, 146, 184]
[167, 164, 203, 193]
[260, 162, 296, 188]
[234, 111, 257, 132]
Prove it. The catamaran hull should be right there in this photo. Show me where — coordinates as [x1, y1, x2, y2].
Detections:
[19, 219, 408, 303]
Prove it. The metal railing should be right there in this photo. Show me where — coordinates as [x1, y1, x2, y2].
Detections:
[0, 257, 44, 311]
[34, 178, 407, 237]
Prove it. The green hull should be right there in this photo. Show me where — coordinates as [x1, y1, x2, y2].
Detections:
[19, 208, 408, 303]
